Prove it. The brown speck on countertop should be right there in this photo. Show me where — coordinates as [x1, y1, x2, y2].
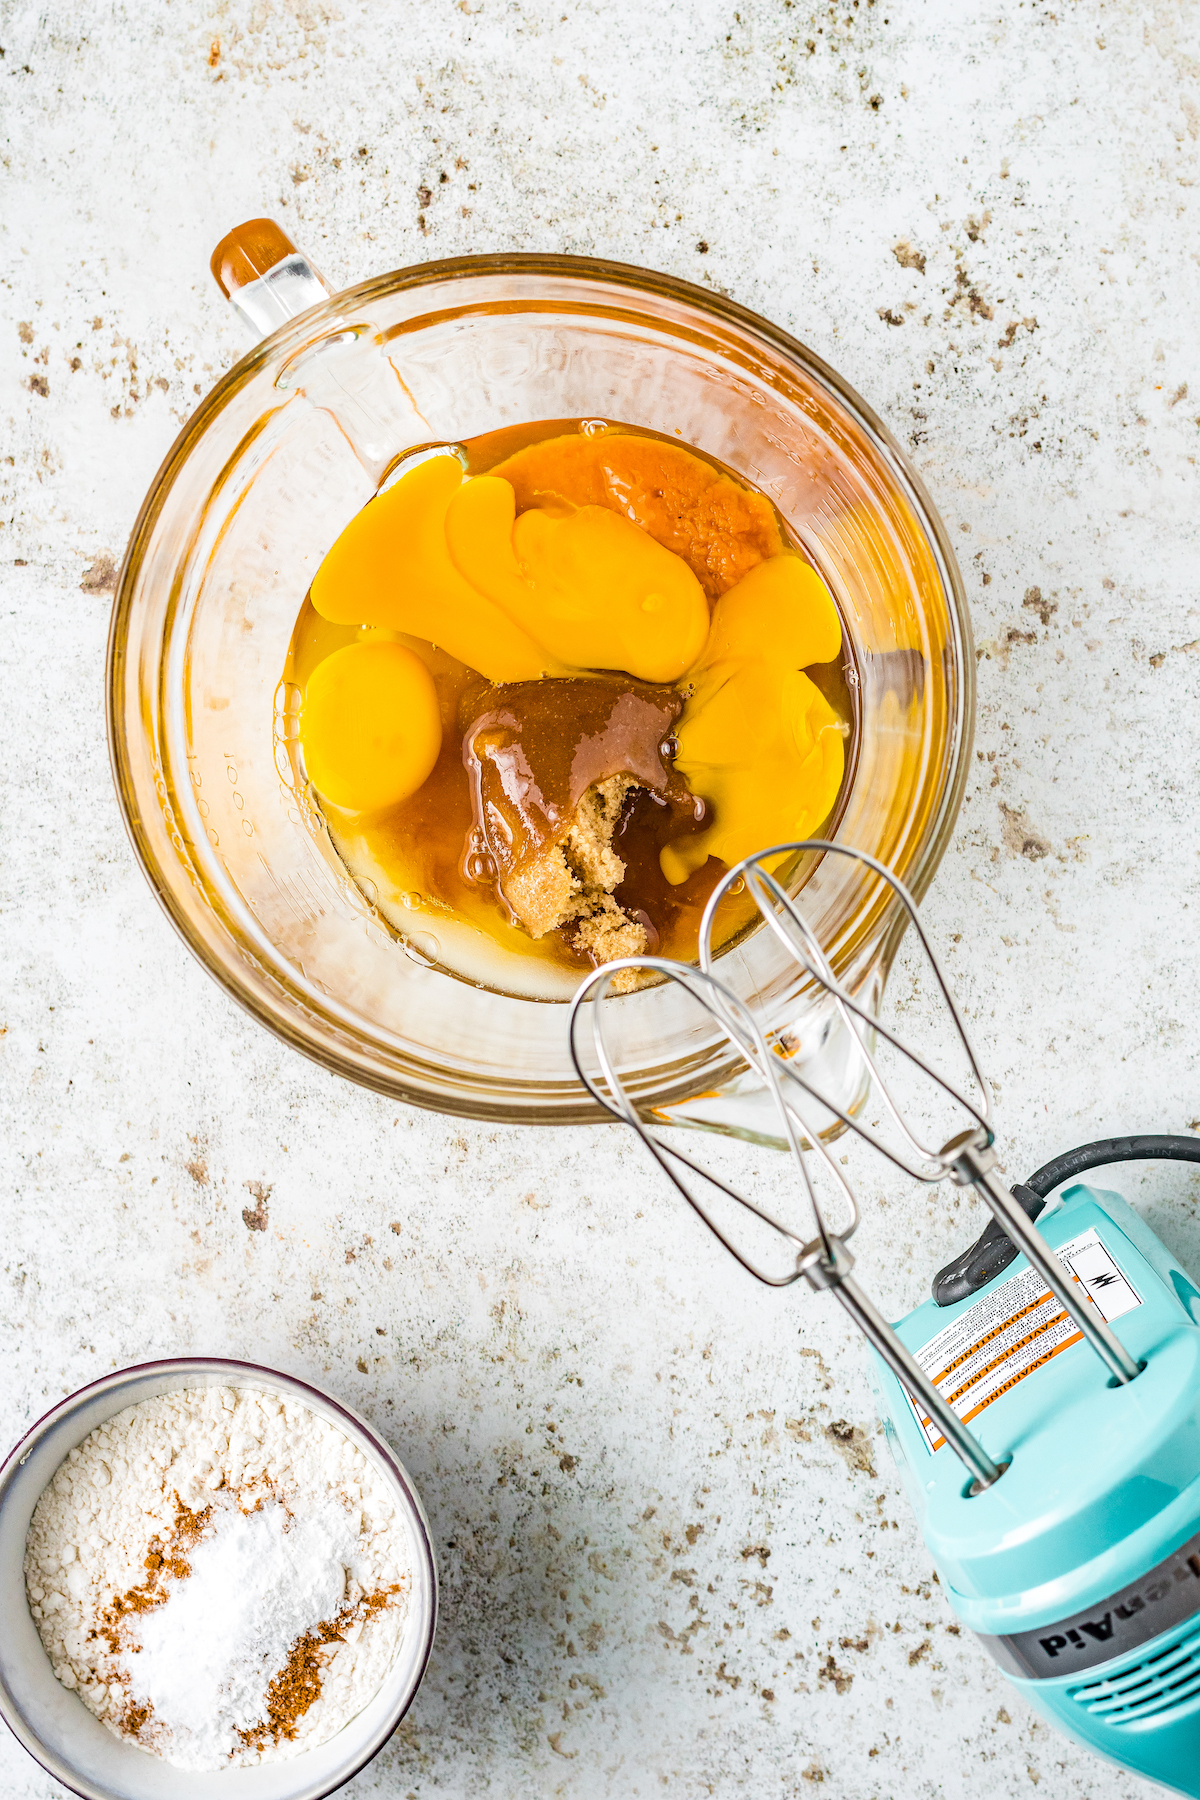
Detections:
[80, 551, 118, 592]
[241, 1181, 271, 1232]
[892, 240, 926, 274]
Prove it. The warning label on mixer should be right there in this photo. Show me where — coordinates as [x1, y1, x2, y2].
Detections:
[909, 1228, 1141, 1453]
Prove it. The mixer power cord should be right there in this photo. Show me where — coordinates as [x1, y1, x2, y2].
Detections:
[931, 1135, 1200, 1306]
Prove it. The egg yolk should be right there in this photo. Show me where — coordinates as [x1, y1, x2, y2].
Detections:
[300, 640, 443, 812]
[311, 455, 553, 682]
[444, 474, 709, 682]
[660, 555, 845, 883]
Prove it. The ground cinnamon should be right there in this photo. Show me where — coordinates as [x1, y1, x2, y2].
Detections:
[91, 1495, 212, 1656]
[237, 1585, 402, 1751]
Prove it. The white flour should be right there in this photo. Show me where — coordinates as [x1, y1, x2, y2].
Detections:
[24, 1386, 411, 1770]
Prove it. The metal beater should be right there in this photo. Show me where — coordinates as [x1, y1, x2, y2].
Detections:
[570, 842, 1200, 1796]
[567, 841, 1142, 1495]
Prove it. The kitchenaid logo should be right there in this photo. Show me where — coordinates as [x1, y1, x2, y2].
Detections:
[982, 1529, 1200, 1681]
[1039, 1553, 1200, 1660]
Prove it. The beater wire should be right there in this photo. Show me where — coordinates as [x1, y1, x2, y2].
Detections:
[568, 837, 1144, 1491]
[699, 842, 993, 1180]
[569, 958, 858, 1281]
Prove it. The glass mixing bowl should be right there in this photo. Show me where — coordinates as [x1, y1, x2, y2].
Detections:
[108, 232, 973, 1129]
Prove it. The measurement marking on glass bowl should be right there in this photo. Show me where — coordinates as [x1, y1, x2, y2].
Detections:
[223, 754, 255, 839]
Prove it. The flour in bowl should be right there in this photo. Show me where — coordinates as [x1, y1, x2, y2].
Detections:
[24, 1386, 411, 1770]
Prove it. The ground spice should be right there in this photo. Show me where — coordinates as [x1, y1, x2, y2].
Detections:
[115, 1697, 152, 1739]
[26, 1386, 411, 1770]
[237, 1585, 402, 1752]
[92, 1497, 212, 1656]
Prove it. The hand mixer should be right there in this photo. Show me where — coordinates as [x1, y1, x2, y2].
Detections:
[569, 842, 1200, 1798]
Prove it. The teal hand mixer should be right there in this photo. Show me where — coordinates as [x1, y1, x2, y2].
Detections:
[569, 842, 1200, 1797]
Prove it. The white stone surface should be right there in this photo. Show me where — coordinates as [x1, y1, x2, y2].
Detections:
[2, 2, 1198, 1795]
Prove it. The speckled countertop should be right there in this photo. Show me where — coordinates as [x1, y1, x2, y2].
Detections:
[2, 3, 1198, 1795]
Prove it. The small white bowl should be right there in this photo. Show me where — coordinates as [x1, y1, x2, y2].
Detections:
[0, 1358, 437, 1800]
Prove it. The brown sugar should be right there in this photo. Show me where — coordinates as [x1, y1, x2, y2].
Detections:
[563, 778, 630, 892]
[504, 840, 582, 940]
[574, 896, 650, 972]
[461, 677, 702, 982]
[460, 676, 690, 885]
[505, 772, 636, 937]
[504, 775, 647, 991]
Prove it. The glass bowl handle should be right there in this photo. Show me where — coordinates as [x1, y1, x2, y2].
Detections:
[210, 217, 332, 341]
[209, 218, 436, 483]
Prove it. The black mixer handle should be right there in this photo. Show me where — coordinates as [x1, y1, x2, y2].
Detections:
[931, 1135, 1200, 1307]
